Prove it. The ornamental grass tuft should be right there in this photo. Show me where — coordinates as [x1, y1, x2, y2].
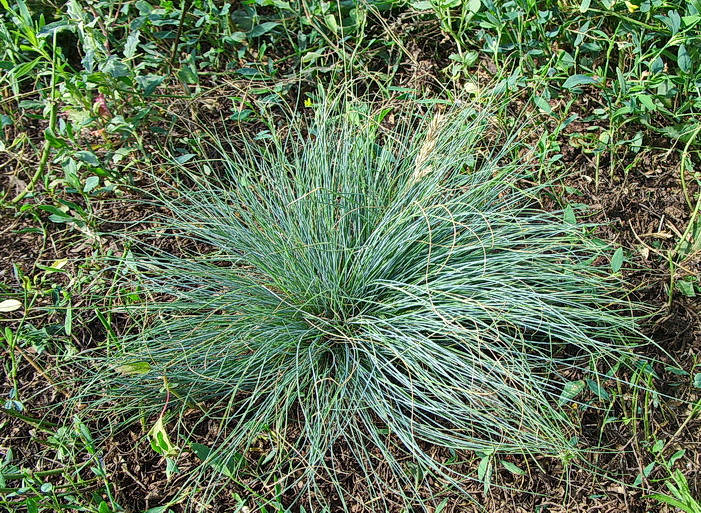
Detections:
[102, 100, 649, 510]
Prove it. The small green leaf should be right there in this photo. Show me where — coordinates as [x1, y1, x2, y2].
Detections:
[693, 373, 701, 389]
[668, 449, 685, 466]
[587, 379, 610, 401]
[534, 95, 553, 115]
[651, 439, 665, 454]
[236, 67, 263, 78]
[562, 74, 599, 90]
[324, 14, 338, 33]
[90, 463, 105, 478]
[114, 361, 151, 375]
[144, 507, 176, 513]
[301, 50, 324, 63]
[84, 176, 100, 193]
[74, 150, 100, 167]
[38, 19, 73, 37]
[124, 30, 141, 60]
[165, 457, 179, 478]
[44, 127, 68, 148]
[611, 247, 624, 273]
[467, 0, 481, 12]
[174, 153, 196, 164]
[248, 22, 280, 38]
[500, 460, 525, 475]
[177, 66, 198, 85]
[558, 379, 586, 405]
[631, 131, 644, 153]
[677, 213, 701, 256]
[190, 442, 242, 478]
[637, 94, 656, 112]
[563, 205, 576, 225]
[643, 494, 688, 510]
[64, 301, 73, 336]
[101, 56, 130, 78]
[75, 417, 95, 449]
[136, 74, 166, 96]
[48, 214, 71, 224]
[434, 498, 450, 513]
[678, 44, 691, 73]
[633, 461, 656, 486]
[675, 279, 696, 298]
[135, 0, 153, 14]
[664, 365, 688, 376]
[98, 501, 112, 513]
[226, 32, 247, 44]
[477, 454, 493, 494]
[667, 10, 681, 35]
[230, 109, 254, 122]
[616, 67, 627, 95]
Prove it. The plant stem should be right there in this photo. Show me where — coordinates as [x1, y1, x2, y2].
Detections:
[2, 407, 58, 430]
[170, 0, 193, 70]
[1, 466, 73, 481]
[666, 398, 701, 447]
[11, 32, 59, 205]
[679, 124, 701, 211]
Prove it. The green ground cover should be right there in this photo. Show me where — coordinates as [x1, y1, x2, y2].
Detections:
[1, 1, 700, 512]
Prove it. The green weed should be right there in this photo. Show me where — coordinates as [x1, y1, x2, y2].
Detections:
[642, 443, 701, 513]
[415, 0, 701, 178]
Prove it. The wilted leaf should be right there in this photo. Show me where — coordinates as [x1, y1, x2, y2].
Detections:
[676, 279, 696, 298]
[0, 299, 22, 312]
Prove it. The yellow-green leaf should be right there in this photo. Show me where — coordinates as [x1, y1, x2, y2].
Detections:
[114, 361, 151, 375]
[148, 416, 179, 458]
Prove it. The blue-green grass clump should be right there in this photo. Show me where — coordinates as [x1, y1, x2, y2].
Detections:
[108, 102, 648, 510]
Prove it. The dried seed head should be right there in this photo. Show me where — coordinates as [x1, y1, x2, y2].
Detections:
[411, 113, 445, 183]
